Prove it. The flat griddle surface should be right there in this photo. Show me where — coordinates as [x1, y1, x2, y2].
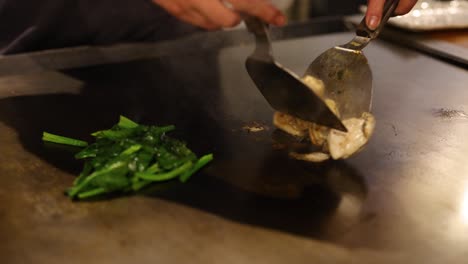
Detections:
[1, 29, 468, 264]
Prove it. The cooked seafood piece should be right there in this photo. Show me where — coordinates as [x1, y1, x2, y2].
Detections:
[273, 112, 310, 137]
[308, 123, 329, 147]
[302, 75, 325, 98]
[361, 112, 376, 138]
[303, 75, 340, 118]
[289, 152, 330, 162]
[327, 112, 376, 159]
[274, 110, 375, 162]
[272, 75, 375, 162]
[324, 98, 340, 117]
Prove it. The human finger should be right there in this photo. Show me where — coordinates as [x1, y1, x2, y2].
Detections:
[229, 0, 286, 26]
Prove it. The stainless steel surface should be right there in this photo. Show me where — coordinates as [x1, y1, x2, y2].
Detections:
[305, 0, 399, 119]
[1, 26, 468, 264]
[244, 16, 346, 131]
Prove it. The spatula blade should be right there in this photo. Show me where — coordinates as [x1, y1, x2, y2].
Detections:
[246, 57, 347, 131]
[304, 47, 372, 119]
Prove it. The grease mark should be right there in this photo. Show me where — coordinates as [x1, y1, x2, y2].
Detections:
[432, 108, 468, 120]
[242, 121, 269, 133]
[385, 123, 398, 136]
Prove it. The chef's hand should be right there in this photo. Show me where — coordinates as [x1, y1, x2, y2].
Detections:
[151, 0, 286, 30]
[366, 0, 418, 30]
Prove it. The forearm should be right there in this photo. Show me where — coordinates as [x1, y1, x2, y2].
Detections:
[0, 0, 200, 54]
[150, 0, 286, 30]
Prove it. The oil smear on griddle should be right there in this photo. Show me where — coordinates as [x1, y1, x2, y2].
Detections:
[432, 108, 468, 120]
[273, 75, 376, 162]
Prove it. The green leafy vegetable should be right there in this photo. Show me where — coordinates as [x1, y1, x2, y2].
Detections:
[42, 115, 213, 200]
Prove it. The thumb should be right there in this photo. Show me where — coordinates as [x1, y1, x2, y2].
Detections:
[366, 0, 384, 30]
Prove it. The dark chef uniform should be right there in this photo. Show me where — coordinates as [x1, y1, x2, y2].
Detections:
[0, 0, 200, 54]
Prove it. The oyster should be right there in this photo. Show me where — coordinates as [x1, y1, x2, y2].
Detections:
[289, 152, 330, 162]
[326, 112, 375, 159]
[302, 75, 325, 98]
[273, 76, 376, 162]
[273, 112, 311, 137]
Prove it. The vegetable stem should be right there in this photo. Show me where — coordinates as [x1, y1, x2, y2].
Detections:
[121, 144, 142, 156]
[42, 132, 88, 147]
[132, 180, 152, 191]
[73, 162, 93, 185]
[158, 125, 176, 133]
[145, 163, 160, 174]
[68, 160, 127, 197]
[136, 161, 192, 181]
[77, 188, 107, 199]
[179, 154, 213, 182]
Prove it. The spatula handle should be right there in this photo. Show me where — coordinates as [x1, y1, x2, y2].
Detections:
[356, 0, 400, 39]
[243, 15, 273, 59]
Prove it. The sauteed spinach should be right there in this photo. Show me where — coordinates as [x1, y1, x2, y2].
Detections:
[42, 116, 213, 200]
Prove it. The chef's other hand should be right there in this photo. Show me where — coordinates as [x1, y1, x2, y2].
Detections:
[152, 0, 286, 30]
[366, 0, 418, 30]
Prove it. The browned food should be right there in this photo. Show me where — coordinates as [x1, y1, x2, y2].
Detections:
[273, 75, 376, 162]
[273, 112, 311, 137]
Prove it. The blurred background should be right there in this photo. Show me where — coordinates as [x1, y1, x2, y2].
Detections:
[273, 0, 367, 22]
[1, 0, 466, 54]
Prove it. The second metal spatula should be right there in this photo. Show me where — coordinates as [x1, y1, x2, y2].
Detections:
[304, 0, 400, 119]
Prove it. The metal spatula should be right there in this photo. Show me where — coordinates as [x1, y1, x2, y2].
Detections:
[243, 16, 347, 131]
[304, 0, 399, 119]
